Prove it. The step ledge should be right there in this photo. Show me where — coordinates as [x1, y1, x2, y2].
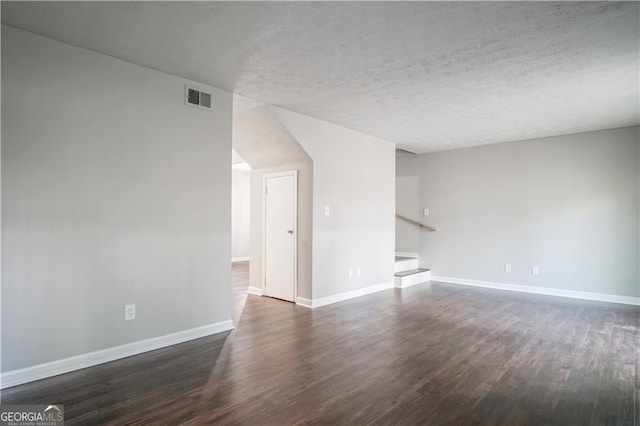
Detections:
[395, 270, 431, 289]
[395, 251, 419, 258]
[394, 268, 431, 277]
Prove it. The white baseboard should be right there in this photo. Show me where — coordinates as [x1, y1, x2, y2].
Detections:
[247, 286, 263, 296]
[305, 281, 394, 309]
[295, 297, 313, 308]
[0, 320, 234, 389]
[232, 256, 250, 263]
[431, 276, 640, 306]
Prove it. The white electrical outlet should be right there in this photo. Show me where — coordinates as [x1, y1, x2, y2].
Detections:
[348, 268, 353, 278]
[423, 208, 430, 216]
[125, 304, 136, 320]
[324, 205, 330, 216]
[505, 263, 512, 273]
[531, 266, 539, 276]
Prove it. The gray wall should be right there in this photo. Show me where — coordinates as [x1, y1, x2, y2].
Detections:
[275, 107, 396, 300]
[1, 26, 233, 371]
[413, 126, 639, 298]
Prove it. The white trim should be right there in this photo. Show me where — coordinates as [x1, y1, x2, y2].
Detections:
[0, 320, 234, 389]
[305, 281, 394, 309]
[247, 286, 264, 296]
[394, 258, 419, 273]
[431, 276, 640, 306]
[395, 270, 431, 288]
[295, 297, 313, 308]
[395, 251, 418, 259]
[231, 256, 250, 263]
[262, 170, 298, 303]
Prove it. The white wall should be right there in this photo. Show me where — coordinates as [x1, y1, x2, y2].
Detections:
[1, 26, 233, 372]
[231, 164, 251, 260]
[413, 127, 639, 299]
[274, 108, 396, 300]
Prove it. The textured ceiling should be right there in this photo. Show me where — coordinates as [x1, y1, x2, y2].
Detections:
[233, 102, 312, 169]
[2, 2, 638, 153]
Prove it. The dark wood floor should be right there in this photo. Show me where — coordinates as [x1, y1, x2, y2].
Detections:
[2, 262, 638, 425]
[230, 260, 250, 325]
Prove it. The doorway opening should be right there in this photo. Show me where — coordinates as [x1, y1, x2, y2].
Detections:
[263, 170, 298, 302]
[231, 150, 251, 323]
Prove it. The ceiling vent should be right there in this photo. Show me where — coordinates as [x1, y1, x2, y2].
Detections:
[185, 85, 212, 110]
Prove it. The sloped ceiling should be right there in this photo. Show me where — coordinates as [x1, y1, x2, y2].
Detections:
[2, 1, 638, 153]
[233, 100, 311, 169]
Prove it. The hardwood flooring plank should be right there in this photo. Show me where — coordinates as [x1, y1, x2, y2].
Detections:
[1, 264, 637, 425]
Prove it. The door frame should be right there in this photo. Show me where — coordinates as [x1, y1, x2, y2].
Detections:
[262, 170, 298, 302]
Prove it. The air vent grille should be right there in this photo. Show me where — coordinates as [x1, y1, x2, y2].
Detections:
[185, 85, 212, 110]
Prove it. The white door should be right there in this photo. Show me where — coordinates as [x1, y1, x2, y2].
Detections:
[264, 171, 297, 302]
